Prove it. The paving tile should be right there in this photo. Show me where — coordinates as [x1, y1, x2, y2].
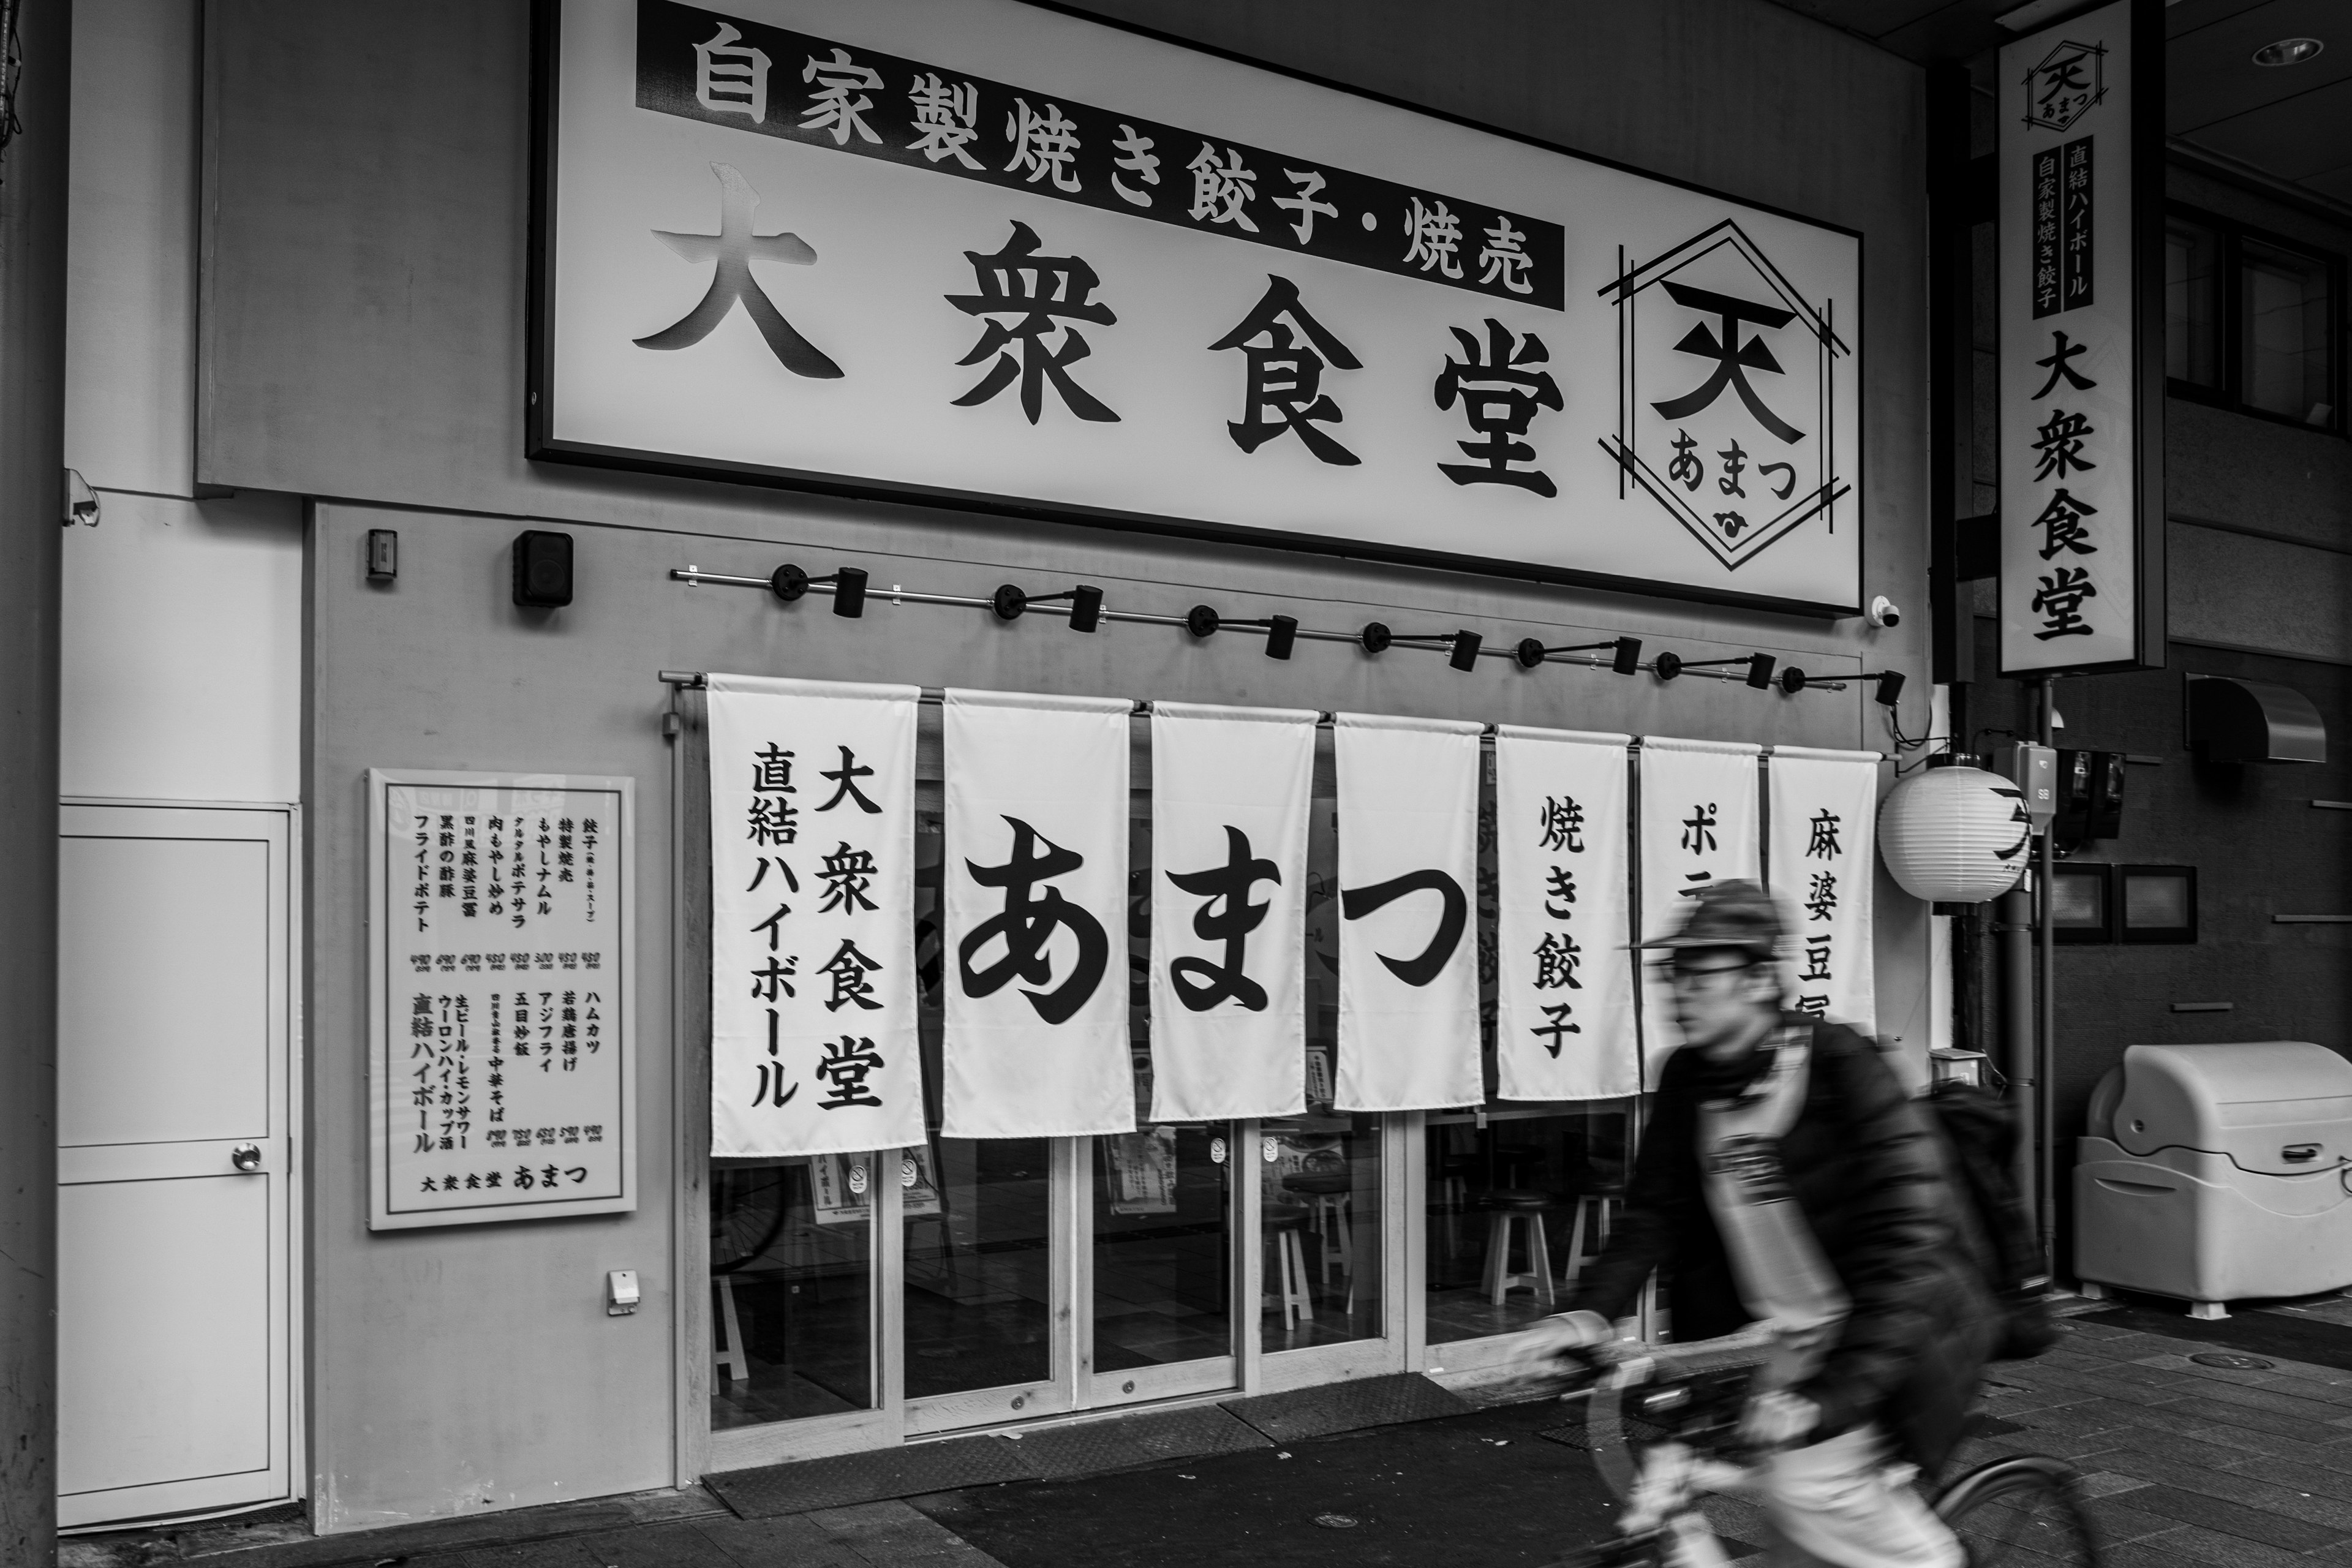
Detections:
[2016, 1396, 2186, 1436]
[802, 1500, 1003, 1566]
[1947, 1499, 2103, 1562]
[2080, 1360, 2209, 1393]
[2113, 1520, 2344, 1568]
[451, 1545, 613, 1568]
[2078, 1471, 2156, 1498]
[2096, 1450, 2352, 1532]
[2187, 1423, 2352, 1465]
[1979, 1381, 2108, 1417]
[2097, 1534, 2224, 1568]
[1975, 1423, 2146, 1460]
[2161, 1393, 2352, 1445]
[2007, 1365, 2192, 1408]
[2132, 1355, 2301, 1390]
[2212, 1453, 2352, 1505]
[2059, 1318, 2149, 1343]
[696, 1513, 869, 1568]
[2101, 1425, 2287, 1471]
[2065, 1330, 2212, 1360]
[2157, 1378, 2352, 1423]
[2105, 1483, 2350, 1552]
[562, 1523, 739, 1568]
[2082, 1496, 2211, 1546]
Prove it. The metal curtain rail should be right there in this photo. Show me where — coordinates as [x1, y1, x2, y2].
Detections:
[665, 565, 1864, 695]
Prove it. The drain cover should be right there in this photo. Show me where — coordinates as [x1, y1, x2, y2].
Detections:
[2190, 1352, 2274, 1371]
[1314, 1513, 1360, 1529]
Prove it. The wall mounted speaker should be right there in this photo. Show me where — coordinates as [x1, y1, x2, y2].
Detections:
[512, 530, 574, 608]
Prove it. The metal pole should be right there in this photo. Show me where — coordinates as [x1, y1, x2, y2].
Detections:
[0, 1, 70, 1559]
[1999, 883, 2037, 1240]
[2037, 677, 2059, 1273]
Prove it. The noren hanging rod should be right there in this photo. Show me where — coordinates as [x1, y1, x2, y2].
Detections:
[666, 565, 1850, 692]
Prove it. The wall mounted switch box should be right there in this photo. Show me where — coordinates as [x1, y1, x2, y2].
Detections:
[1994, 742, 2057, 832]
[607, 1270, 639, 1316]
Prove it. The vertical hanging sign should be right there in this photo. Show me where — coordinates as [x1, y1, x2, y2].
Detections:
[1635, 737, 1762, 1084]
[1494, 727, 1636, 1101]
[1148, 702, 1317, 1122]
[943, 689, 1135, 1138]
[707, 676, 924, 1157]
[1997, 0, 2163, 675]
[368, 768, 636, 1229]
[1766, 747, 1881, 1034]
[1333, 713, 1482, 1111]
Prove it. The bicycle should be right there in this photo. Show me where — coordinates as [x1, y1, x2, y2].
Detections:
[1551, 1327, 2100, 1567]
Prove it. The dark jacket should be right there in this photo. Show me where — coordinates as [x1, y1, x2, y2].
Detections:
[1566, 1017, 1996, 1473]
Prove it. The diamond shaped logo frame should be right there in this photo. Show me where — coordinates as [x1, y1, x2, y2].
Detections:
[1598, 219, 1852, 574]
[2022, 39, 2107, 133]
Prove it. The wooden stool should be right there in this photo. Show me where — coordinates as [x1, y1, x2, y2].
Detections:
[1262, 1202, 1316, 1330]
[712, 1275, 751, 1384]
[1476, 1190, 1558, 1308]
[1436, 1153, 1479, 1260]
[1562, 1187, 1621, 1287]
[1284, 1171, 1355, 1302]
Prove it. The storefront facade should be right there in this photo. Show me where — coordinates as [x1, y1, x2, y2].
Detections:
[54, 0, 1936, 1537]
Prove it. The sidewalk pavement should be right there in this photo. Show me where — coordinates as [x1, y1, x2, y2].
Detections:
[66, 1298, 2352, 1568]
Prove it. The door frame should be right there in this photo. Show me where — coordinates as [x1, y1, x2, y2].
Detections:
[56, 797, 305, 1531]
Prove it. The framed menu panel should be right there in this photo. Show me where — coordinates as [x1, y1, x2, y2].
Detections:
[368, 769, 637, 1229]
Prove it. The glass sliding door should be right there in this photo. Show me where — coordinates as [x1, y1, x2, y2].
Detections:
[709, 1154, 875, 1430]
[1261, 1110, 1384, 1351]
[903, 805, 1073, 1431]
[903, 1134, 1058, 1401]
[1089, 1122, 1236, 1396]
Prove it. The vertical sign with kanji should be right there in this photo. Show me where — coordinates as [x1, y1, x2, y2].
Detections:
[941, 688, 1135, 1139]
[1764, 747, 1880, 1035]
[1634, 737, 1762, 1087]
[1332, 712, 1483, 1112]
[1997, 0, 2163, 675]
[1494, 726, 1635, 1101]
[707, 675, 925, 1157]
[368, 769, 635, 1229]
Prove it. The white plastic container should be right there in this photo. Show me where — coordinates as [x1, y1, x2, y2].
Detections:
[2074, 1041, 2352, 1319]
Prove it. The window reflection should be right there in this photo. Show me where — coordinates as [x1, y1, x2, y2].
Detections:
[1423, 1105, 1630, 1344]
[2242, 238, 2332, 424]
[1262, 1111, 1384, 1349]
[709, 1156, 873, 1428]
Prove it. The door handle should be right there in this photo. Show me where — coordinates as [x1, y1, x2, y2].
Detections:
[231, 1143, 263, 1173]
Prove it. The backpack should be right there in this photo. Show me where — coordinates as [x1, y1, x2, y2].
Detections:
[1924, 1080, 2060, 1361]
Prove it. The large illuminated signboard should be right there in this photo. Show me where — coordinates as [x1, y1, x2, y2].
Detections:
[532, 0, 1864, 614]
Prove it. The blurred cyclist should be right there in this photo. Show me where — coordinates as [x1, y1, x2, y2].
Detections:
[1520, 881, 1994, 1568]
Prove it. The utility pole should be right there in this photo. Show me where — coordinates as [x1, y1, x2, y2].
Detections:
[0, 1, 69, 1562]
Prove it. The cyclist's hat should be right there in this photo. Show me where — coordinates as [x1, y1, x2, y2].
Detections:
[1637, 879, 1782, 960]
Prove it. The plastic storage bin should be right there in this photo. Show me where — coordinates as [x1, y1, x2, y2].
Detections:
[2075, 1041, 2352, 1319]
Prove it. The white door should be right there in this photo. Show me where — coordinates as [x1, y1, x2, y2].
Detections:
[56, 804, 295, 1528]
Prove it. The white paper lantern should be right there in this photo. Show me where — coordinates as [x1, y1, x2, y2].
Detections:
[1876, 764, 2030, 903]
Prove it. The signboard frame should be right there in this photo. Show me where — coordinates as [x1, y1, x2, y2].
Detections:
[1995, 0, 2166, 677]
[367, 767, 639, 1230]
[526, 0, 1868, 619]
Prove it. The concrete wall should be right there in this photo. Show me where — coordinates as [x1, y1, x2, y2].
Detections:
[63, 0, 301, 809]
[197, 0, 1932, 1529]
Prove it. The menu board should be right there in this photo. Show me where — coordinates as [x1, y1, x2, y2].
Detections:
[368, 769, 636, 1229]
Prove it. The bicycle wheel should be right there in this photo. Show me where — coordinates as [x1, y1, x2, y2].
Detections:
[710, 1165, 792, 1274]
[1936, 1453, 2100, 1567]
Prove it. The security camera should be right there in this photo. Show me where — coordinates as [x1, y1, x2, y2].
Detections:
[1868, 595, 1902, 629]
